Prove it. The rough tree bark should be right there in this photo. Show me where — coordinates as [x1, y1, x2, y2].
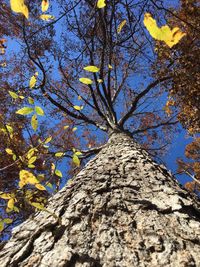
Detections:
[0, 132, 200, 267]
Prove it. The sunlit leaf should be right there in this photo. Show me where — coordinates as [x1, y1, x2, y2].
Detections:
[28, 156, 37, 164]
[46, 182, 53, 189]
[78, 95, 82, 100]
[73, 105, 83, 111]
[108, 64, 112, 69]
[0, 222, 4, 232]
[0, 193, 11, 200]
[28, 164, 35, 168]
[8, 91, 18, 99]
[30, 202, 45, 210]
[75, 151, 82, 156]
[40, 14, 55, 21]
[3, 218, 13, 224]
[16, 107, 34, 115]
[97, 0, 106, 8]
[35, 184, 46, 191]
[117, 20, 126, 34]
[31, 114, 38, 131]
[63, 125, 69, 130]
[35, 106, 44, 116]
[41, 0, 49, 12]
[79, 78, 93, 85]
[7, 198, 15, 210]
[28, 97, 34, 105]
[55, 152, 65, 157]
[83, 65, 100, 72]
[97, 79, 103, 83]
[143, 13, 186, 48]
[72, 127, 77, 131]
[55, 169, 62, 177]
[10, 0, 29, 19]
[73, 155, 80, 167]
[19, 170, 39, 188]
[5, 148, 13, 155]
[29, 72, 38, 88]
[6, 125, 13, 134]
[44, 136, 52, 143]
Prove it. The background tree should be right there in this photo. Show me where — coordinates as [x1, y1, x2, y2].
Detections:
[153, 0, 200, 192]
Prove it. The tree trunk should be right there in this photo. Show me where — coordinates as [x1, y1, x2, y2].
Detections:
[0, 132, 200, 267]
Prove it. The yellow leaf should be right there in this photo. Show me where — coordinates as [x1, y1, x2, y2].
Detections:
[97, 79, 103, 83]
[55, 152, 65, 157]
[78, 95, 82, 100]
[16, 107, 34, 115]
[10, 0, 29, 19]
[73, 105, 83, 111]
[35, 184, 46, 191]
[3, 218, 13, 224]
[29, 72, 38, 88]
[72, 127, 77, 132]
[73, 155, 80, 167]
[7, 198, 15, 210]
[63, 125, 69, 130]
[8, 91, 18, 99]
[97, 0, 106, 8]
[30, 202, 45, 210]
[79, 78, 93, 85]
[143, 13, 186, 48]
[19, 170, 39, 188]
[41, 0, 49, 12]
[117, 20, 126, 34]
[5, 148, 13, 155]
[28, 156, 37, 164]
[108, 64, 112, 69]
[0, 222, 4, 232]
[31, 114, 38, 131]
[40, 14, 55, 21]
[44, 136, 52, 143]
[0, 193, 11, 200]
[83, 65, 100, 72]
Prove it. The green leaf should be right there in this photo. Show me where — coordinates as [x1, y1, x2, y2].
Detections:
[28, 97, 34, 105]
[35, 106, 44, 116]
[55, 169, 62, 178]
[5, 125, 13, 134]
[8, 91, 18, 99]
[31, 114, 38, 131]
[16, 107, 34, 115]
[0, 222, 4, 232]
[30, 202, 45, 210]
[3, 218, 13, 224]
[55, 152, 65, 157]
[73, 155, 80, 167]
[28, 156, 37, 164]
[46, 182, 53, 189]
[12, 154, 17, 161]
[28, 164, 35, 168]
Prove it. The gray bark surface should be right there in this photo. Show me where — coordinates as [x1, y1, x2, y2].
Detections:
[0, 132, 200, 267]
